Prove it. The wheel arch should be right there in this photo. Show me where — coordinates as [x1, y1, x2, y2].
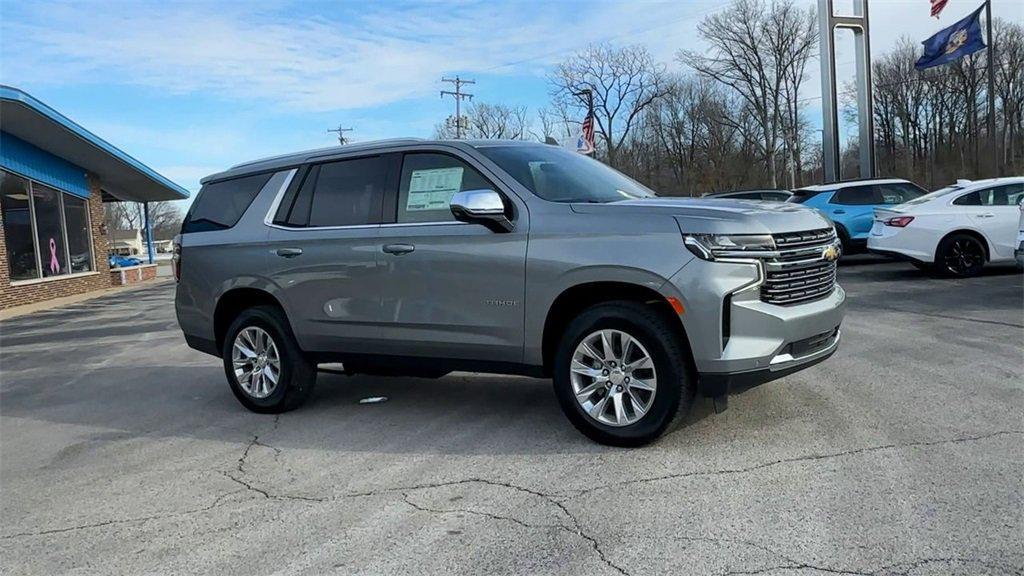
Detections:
[213, 288, 287, 356]
[936, 228, 991, 263]
[540, 281, 694, 378]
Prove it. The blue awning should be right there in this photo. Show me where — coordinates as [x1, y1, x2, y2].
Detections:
[0, 132, 90, 199]
[0, 85, 189, 202]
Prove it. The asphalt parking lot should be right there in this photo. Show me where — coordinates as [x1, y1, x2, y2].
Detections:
[1, 256, 1022, 576]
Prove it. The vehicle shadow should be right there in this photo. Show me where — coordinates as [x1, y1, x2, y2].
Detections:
[0, 363, 723, 456]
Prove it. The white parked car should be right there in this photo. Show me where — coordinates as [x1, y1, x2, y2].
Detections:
[867, 177, 1024, 277]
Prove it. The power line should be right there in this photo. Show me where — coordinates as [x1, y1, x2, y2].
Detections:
[441, 76, 475, 139]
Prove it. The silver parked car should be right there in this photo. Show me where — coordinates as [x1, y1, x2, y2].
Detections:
[175, 140, 845, 445]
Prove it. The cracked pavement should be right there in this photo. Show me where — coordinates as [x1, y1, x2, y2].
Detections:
[1, 257, 1022, 575]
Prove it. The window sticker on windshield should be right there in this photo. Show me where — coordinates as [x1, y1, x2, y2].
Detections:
[406, 167, 463, 211]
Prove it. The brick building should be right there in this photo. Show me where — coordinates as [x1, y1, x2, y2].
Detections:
[0, 86, 189, 310]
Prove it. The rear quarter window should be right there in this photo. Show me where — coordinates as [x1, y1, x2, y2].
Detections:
[182, 173, 273, 233]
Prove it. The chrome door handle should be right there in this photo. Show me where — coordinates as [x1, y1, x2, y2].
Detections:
[977, 213, 995, 218]
[275, 247, 303, 258]
[383, 243, 415, 255]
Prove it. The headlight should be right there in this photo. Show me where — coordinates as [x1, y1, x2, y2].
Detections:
[683, 234, 776, 261]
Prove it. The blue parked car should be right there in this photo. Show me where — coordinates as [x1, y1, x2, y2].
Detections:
[789, 178, 927, 254]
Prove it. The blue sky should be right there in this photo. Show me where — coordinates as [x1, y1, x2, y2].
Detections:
[2, 0, 1021, 205]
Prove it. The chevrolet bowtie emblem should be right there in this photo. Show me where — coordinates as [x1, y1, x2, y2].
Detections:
[822, 244, 841, 262]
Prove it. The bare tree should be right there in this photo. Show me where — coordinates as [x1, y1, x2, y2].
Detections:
[549, 44, 668, 168]
[434, 102, 531, 140]
[680, 0, 817, 187]
[105, 200, 184, 240]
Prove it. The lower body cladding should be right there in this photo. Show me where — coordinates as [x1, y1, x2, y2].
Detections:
[667, 257, 846, 403]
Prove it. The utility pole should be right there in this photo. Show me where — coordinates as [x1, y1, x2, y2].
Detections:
[327, 125, 353, 145]
[441, 76, 474, 139]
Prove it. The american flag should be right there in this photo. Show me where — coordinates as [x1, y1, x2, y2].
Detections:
[930, 0, 949, 18]
[580, 114, 595, 155]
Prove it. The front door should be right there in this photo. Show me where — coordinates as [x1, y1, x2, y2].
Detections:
[958, 183, 1024, 260]
[265, 155, 395, 353]
[376, 151, 528, 363]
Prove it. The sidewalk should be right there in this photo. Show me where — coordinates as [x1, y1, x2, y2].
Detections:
[0, 278, 174, 321]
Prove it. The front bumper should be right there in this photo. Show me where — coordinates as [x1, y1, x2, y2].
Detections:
[666, 257, 846, 397]
[699, 328, 840, 397]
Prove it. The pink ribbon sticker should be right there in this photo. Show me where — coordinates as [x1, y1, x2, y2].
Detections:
[49, 238, 59, 274]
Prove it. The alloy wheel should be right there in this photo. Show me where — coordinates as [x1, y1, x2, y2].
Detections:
[944, 238, 984, 276]
[570, 329, 657, 427]
[232, 326, 281, 399]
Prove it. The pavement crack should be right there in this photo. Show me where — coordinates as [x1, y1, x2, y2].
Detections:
[0, 489, 244, 540]
[222, 433, 320, 503]
[871, 557, 1024, 576]
[357, 477, 630, 576]
[567, 430, 1023, 499]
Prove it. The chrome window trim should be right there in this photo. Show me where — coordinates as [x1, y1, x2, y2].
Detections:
[262, 168, 298, 227]
[263, 170, 470, 232]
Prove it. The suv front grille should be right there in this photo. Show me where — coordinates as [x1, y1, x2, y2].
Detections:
[761, 228, 838, 306]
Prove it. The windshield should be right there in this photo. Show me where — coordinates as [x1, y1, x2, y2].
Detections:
[903, 185, 964, 206]
[476, 145, 656, 203]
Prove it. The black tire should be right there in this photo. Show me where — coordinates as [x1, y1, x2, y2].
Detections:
[935, 233, 986, 278]
[835, 225, 854, 256]
[221, 305, 316, 413]
[552, 301, 695, 447]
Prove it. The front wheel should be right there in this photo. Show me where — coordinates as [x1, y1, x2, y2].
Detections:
[222, 305, 316, 413]
[553, 301, 694, 447]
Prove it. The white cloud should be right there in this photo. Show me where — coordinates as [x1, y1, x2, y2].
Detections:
[0, 0, 725, 112]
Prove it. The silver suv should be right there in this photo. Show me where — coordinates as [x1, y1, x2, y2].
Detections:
[175, 140, 845, 445]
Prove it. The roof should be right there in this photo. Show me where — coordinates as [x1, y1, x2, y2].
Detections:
[797, 178, 912, 192]
[0, 85, 189, 202]
[203, 138, 547, 184]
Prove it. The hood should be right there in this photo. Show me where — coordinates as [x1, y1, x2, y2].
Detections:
[570, 197, 833, 235]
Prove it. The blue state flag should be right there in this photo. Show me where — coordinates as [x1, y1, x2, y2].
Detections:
[915, 4, 987, 70]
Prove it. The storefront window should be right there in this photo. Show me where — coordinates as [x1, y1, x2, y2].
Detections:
[1, 169, 95, 281]
[0, 171, 39, 281]
[31, 183, 68, 277]
[63, 195, 93, 273]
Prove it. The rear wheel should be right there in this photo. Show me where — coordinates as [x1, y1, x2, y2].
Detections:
[835, 225, 854, 256]
[553, 301, 694, 447]
[222, 305, 316, 413]
[936, 234, 986, 278]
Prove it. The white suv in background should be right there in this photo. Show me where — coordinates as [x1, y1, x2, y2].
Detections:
[868, 177, 1024, 277]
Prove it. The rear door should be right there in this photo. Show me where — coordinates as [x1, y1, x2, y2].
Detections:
[829, 185, 877, 239]
[375, 150, 529, 363]
[266, 154, 398, 353]
[955, 183, 1024, 260]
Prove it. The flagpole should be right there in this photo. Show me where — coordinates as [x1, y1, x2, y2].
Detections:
[985, 0, 997, 175]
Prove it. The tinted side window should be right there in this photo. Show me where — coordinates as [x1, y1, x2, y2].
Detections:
[879, 184, 923, 205]
[953, 191, 982, 206]
[396, 153, 494, 223]
[183, 173, 272, 233]
[1002, 183, 1024, 205]
[274, 166, 319, 227]
[308, 157, 388, 227]
[789, 189, 824, 204]
[832, 185, 877, 205]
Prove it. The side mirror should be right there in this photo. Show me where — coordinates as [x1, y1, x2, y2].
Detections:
[450, 189, 513, 233]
